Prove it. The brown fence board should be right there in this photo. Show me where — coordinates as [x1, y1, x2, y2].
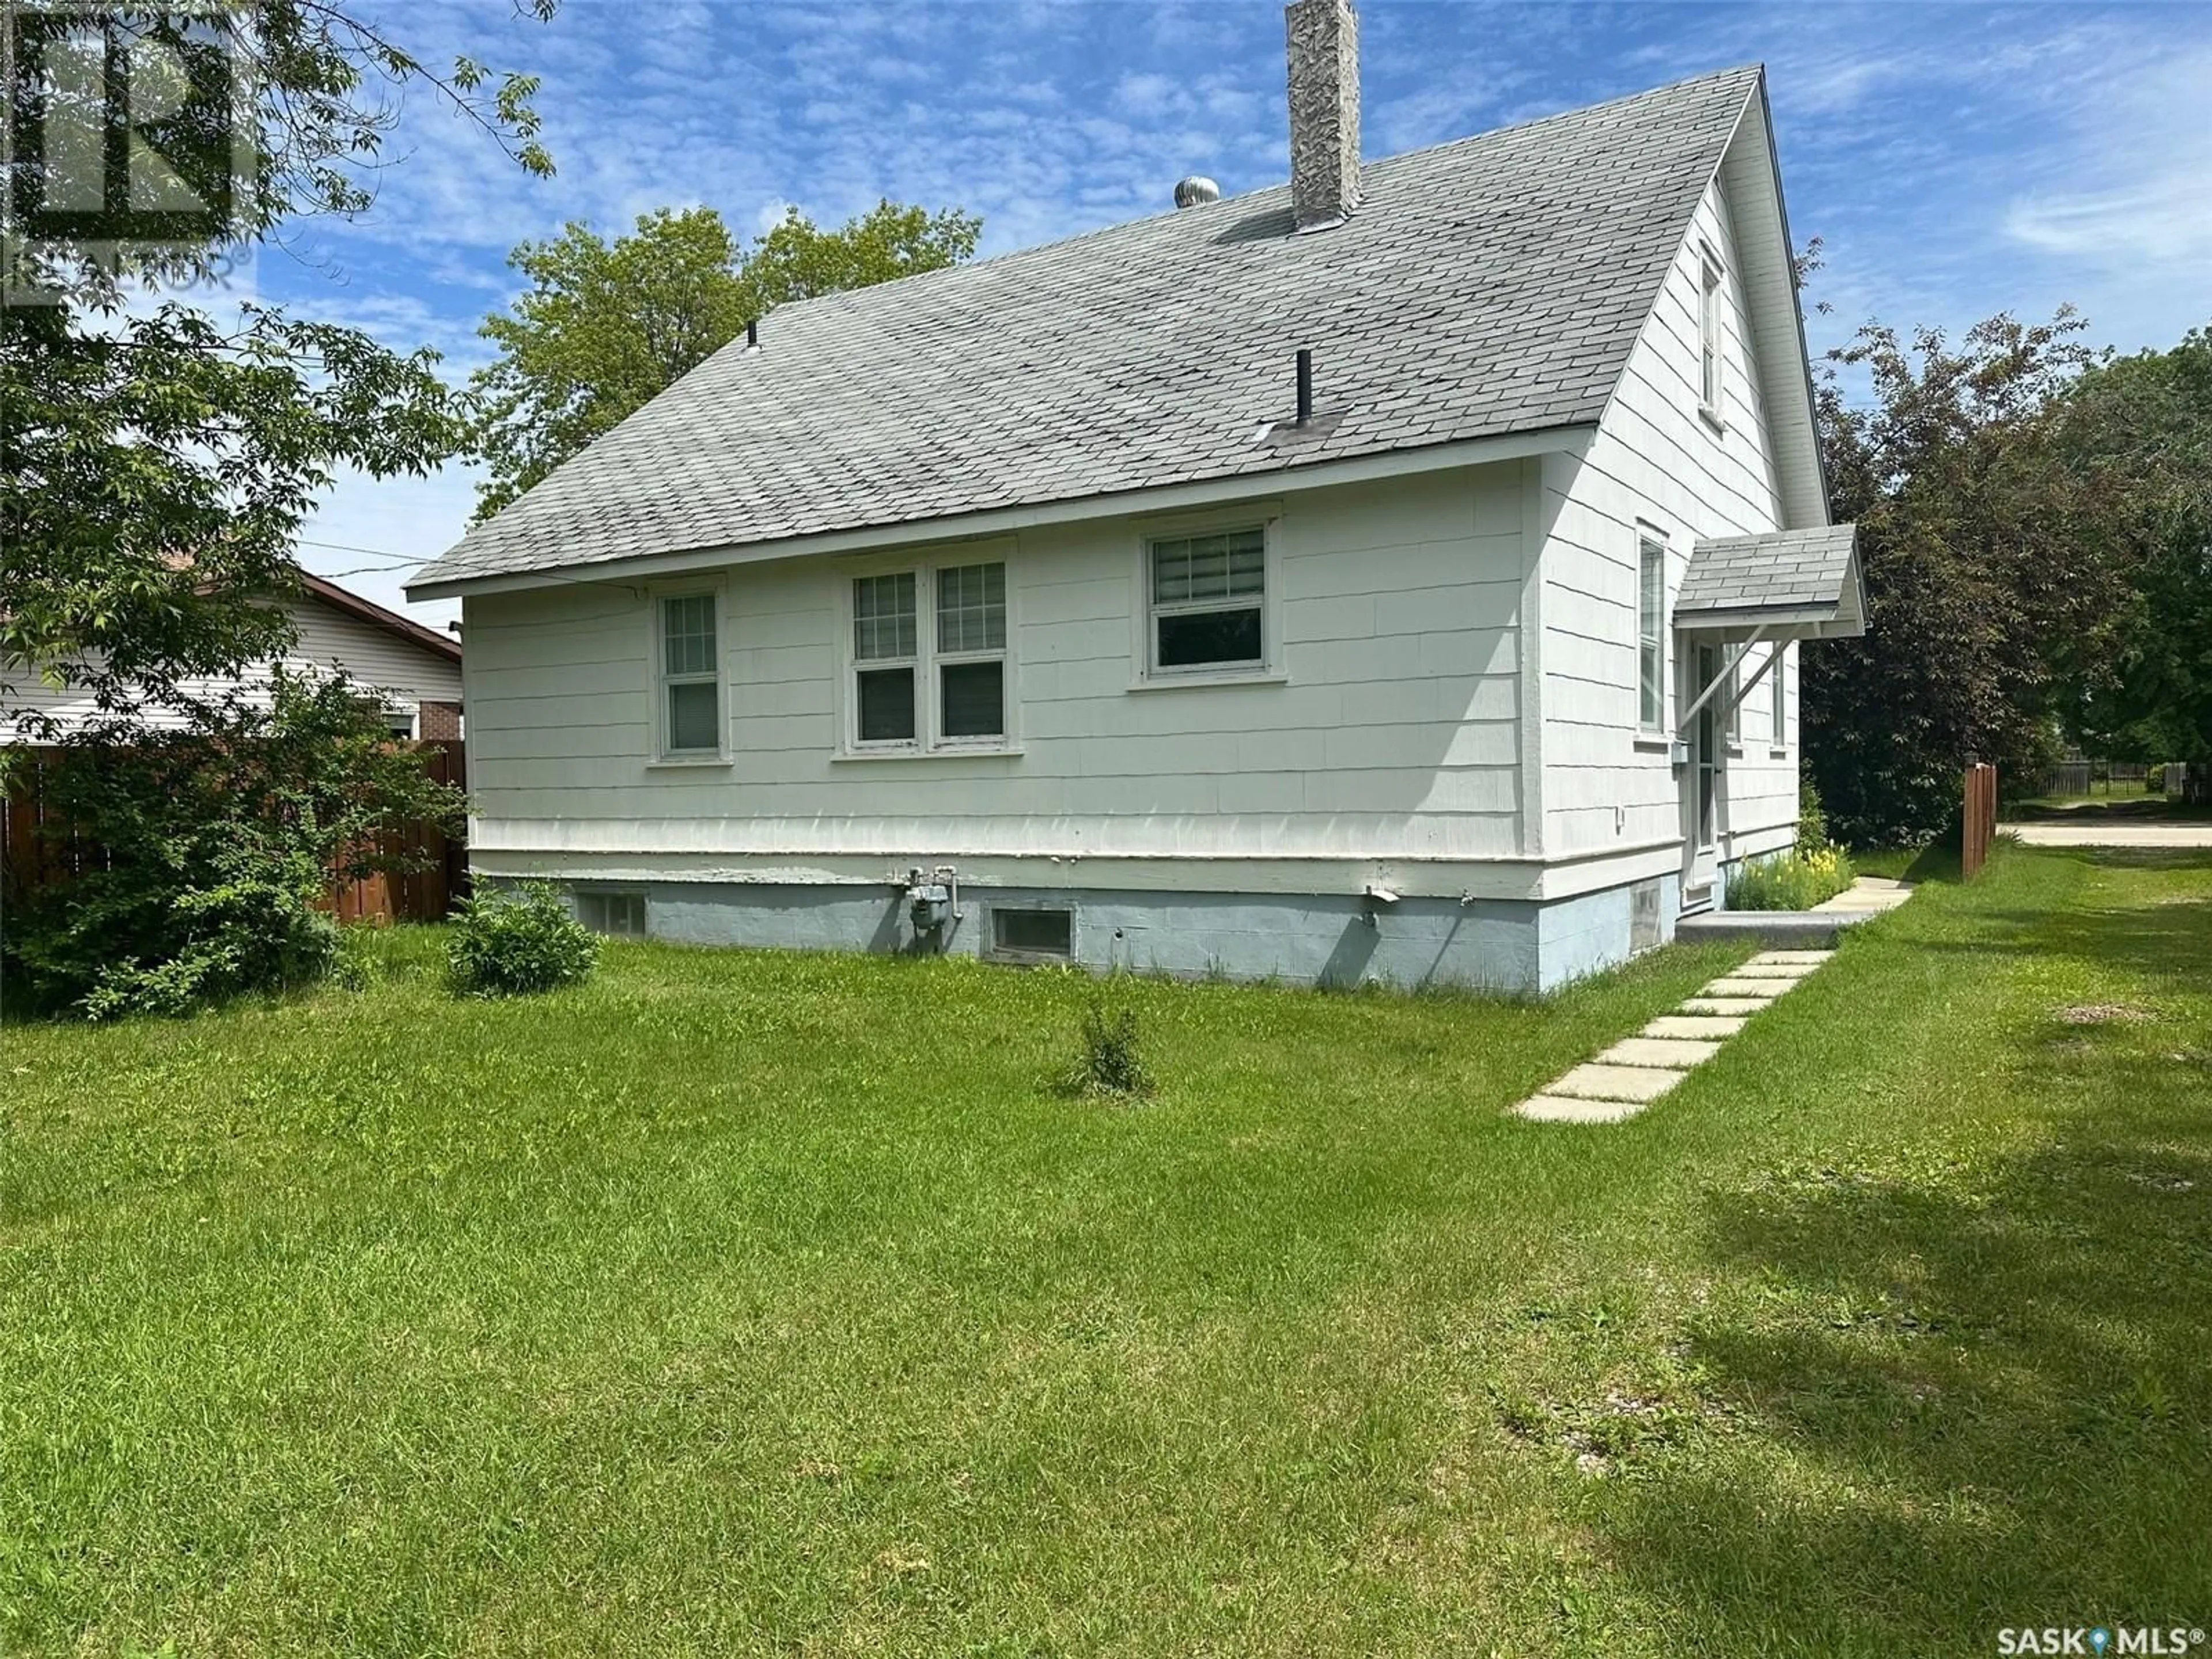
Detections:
[1963, 763, 1997, 880]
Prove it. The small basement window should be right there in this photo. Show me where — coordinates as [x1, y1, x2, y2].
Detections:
[1630, 880, 1662, 953]
[576, 891, 646, 938]
[988, 905, 1073, 963]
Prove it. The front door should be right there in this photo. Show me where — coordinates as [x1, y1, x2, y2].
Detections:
[1681, 643, 1719, 909]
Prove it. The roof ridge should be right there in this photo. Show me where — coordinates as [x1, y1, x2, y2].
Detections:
[753, 62, 1767, 332]
[416, 62, 1777, 594]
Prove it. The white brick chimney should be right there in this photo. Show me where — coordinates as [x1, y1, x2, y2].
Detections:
[1285, 0, 1361, 232]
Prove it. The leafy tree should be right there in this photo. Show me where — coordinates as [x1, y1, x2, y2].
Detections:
[1802, 312, 2119, 844]
[1, 1, 555, 718]
[468, 207, 749, 519]
[2055, 327, 2212, 782]
[469, 199, 981, 516]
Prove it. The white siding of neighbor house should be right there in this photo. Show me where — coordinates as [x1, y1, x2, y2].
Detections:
[462, 464, 1535, 880]
[289, 596, 463, 720]
[1, 594, 461, 736]
[1535, 171, 1800, 869]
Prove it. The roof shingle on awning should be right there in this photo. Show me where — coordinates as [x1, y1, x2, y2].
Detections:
[1674, 524, 1864, 643]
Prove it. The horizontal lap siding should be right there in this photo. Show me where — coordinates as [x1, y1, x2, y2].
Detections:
[5, 597, 461, 735]
[464, 465, 1527, 865]
[1539, 174, 1799, 862]
[290, 600, 464, 712]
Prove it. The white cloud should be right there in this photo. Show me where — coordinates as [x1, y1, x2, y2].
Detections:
[2006, 176, 2212, 264]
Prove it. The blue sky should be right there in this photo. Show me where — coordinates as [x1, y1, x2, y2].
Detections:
[265, 1, 2212, 626]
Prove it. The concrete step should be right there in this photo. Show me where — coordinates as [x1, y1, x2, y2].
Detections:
[1596, 1036, 1724, 1069]
[1673, 911, 1847, 948]
[1517, 1094, 1648, 1124]
[1644, 1014, 1747, 1039]
[1547, 1063, 1684, 1103]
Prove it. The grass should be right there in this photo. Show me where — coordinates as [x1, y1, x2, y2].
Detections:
[3, 844, 2210, 1656]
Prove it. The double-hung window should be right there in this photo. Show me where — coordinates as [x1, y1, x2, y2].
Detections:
[1637, 533, 1665, 732]
[851, 572, 920, 743]
[1698, 253, 1725, 421]
[659, 593, 722, 755]
[934, 562, 1007, 740]
[1147, 526, 1266, 673]
[848, 560, 1009, 750]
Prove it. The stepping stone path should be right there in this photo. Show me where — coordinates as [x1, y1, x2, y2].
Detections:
[1515, 949, 1835, 1124]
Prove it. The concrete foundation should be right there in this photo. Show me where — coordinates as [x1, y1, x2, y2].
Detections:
[567, 870, 1684, 995]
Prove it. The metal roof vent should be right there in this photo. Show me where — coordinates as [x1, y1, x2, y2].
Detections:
[1173, 176, 1221, 209]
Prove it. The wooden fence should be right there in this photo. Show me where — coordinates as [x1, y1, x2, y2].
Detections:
[2039, 759, 2153, 797]
[2, 741, 467, 925]
[1962, 762, 1997, 880]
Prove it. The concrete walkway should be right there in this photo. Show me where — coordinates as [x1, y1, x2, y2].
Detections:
[1512, 875, 1912, 1125]
[1515, 950, 1832, 1123]
[2008, 823, 2212, 848]
[1812, 874, 1916, 913]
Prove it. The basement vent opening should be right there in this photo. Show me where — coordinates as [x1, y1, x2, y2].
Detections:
[988, 905, 1074, 963]
[1629, 880, 1662, 953]
[577, 891, 646, 938]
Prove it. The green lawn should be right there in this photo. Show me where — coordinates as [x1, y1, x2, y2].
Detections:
[3, 845, 2209, 1656]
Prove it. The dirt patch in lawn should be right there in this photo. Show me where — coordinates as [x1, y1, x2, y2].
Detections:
[2054, 1002, 2154, 1025]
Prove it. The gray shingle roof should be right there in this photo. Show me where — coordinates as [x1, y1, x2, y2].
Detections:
[1677, 524, 1859, 617]
[413, 65, 1764, 593]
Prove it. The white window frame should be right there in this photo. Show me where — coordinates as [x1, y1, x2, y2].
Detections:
[1130, 509, 1284, 688]
[652, 584, 728, 762]
[1769, 643, 1788, 752]
[1637, 528, 1667, 734]
[1698, 248, 1726, 428]
[834, 545, 1019, 757]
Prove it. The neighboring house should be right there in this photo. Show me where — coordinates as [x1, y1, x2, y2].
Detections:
[4, 571, 464, 741]
[409, 5, 1863, 991]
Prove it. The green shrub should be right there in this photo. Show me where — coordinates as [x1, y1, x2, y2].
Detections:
[1066, 998, 1154, 1099]
[1795, 775, 1830, 854]
[2146, 763, 2167, 794]
[2, 672, 466, 1020]
[1726, 845, 1856, 912]
[446, 882, 598, 998]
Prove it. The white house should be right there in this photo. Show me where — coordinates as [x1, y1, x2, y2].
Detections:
[409, 6, 1862, 991]
[5, 571, 465, 741]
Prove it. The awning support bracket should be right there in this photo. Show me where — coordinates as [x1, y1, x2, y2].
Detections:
[1676, 624, 1782, 740]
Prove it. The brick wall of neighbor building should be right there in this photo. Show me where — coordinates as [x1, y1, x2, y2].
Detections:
[418, 700, 464, 741]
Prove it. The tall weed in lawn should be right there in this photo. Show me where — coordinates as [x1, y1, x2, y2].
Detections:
[1066, 996, 1154, 1098]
